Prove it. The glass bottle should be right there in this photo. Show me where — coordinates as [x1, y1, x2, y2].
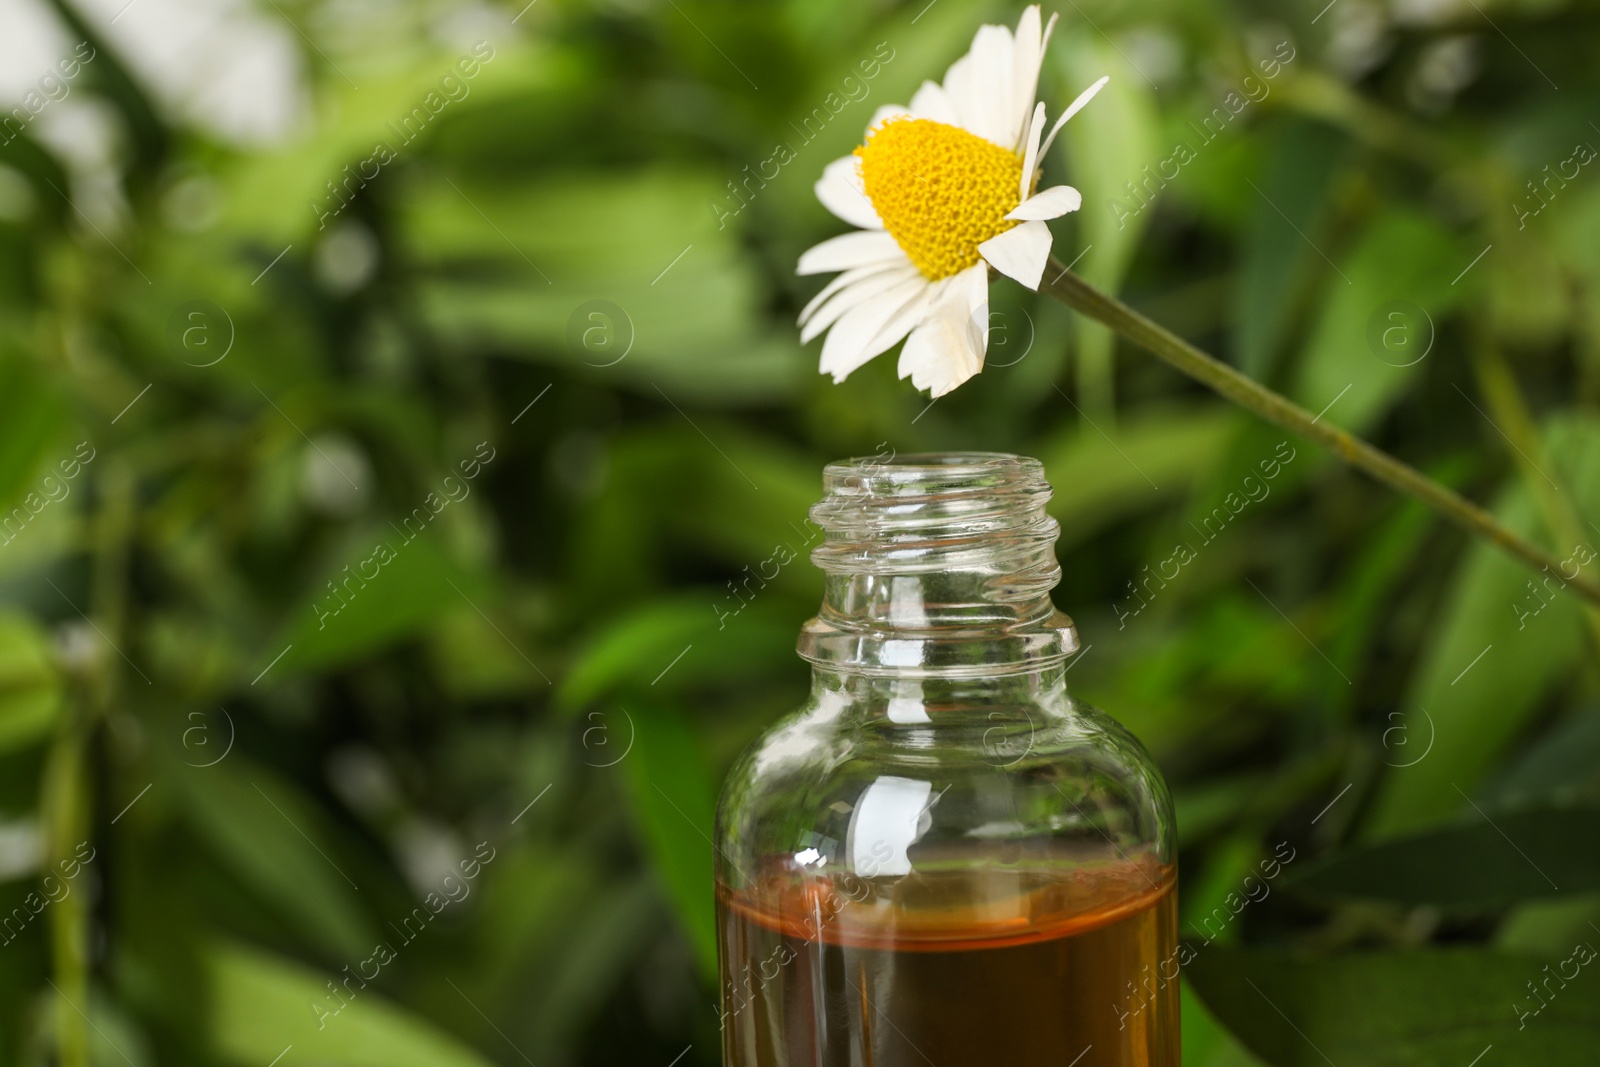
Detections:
[714, 452, 1178, 1067]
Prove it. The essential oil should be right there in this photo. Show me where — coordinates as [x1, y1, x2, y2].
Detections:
[718, 858, 1177, 1066]
[715, 454, 1178, 1065]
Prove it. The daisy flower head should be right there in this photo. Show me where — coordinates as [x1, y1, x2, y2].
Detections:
[796, 5, 1107, 397]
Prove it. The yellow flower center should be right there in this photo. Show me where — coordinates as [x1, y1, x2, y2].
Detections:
[856, 117, 1023, 281]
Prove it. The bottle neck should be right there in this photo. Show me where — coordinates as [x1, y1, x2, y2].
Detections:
[797, 452, 1079, 679]
[808, 661, 1073, 721]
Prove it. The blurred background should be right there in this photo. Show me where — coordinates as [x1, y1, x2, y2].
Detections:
[1, 0, 1599, 1063]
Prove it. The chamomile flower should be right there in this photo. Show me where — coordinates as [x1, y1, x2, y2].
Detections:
[797, 5, 1106, 396]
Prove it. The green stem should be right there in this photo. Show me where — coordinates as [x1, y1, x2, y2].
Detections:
[44, 461, 135, 1067]
[1041, 260, 1600, 611]
[43, 718, 90, 1067]
[1076, 324, 1116, 424]
[1469, 338, 1600, 658]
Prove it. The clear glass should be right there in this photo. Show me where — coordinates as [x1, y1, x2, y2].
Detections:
[714, 453, 1178, 1067]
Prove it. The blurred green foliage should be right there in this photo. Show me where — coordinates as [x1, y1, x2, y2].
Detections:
[0, 0, 1598, 1064]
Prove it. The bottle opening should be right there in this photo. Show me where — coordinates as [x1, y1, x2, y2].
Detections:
[799, 451, 1079, 676]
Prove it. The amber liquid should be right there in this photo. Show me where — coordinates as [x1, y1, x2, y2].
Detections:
[717, 861, 1178, 1067]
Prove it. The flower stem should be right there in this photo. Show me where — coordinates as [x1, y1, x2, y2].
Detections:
[1041, 260, 1600, 610]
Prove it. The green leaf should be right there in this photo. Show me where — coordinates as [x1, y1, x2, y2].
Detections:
[427, 603, 547, 699]
[619, 703, 719, 978]
[1180, 836, 1266, 943]
[1291, 208, 1465, 434]
[0, 613, 61, 755]
[408, 169, 801, 402]
[1296, 807, 1600, 907]
[1552, 184, 1600, 284]
[1036, 405, 1241, 549]
[521, 876, 664, 1055]
[1174, 775, 1270, 850]
[182, 761, 375, 959]
[272, 523, 490, 678]
[563, 423, 824, 620]
[206, 941, 496, 1067]
[1497, 895, 1600, 957]
[39, 0, 167, 174]
[1055, 33, 1162, 411]
[1323, 473, 1461, 705]
[469, 844, 603, 986]
[778, 4, 979, 175]
[1480, 706, 1600, 811]
[84, 987, 155, 1067]
[450, 849, 661, 1059]
[217, 43, 556, 242]
[558, 594, 794, 713]
[1188, 947, 1600, 1066]
[1055, 37, 1160, 287]
[1488, 229, 1568, 347]
[1366, 415, 1600, 837]
[1083, 596, 1318, 759]
[1234, 118, 1348, 379]
[0, 360, 69, 508]
[1182, 983, 1269, 1067]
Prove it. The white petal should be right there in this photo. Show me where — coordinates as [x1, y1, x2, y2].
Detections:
[826, 283, 937, 382]
[944, 24, 1015, 147]
[867, 104, 912, 131]
[1010, 7, 1056, 153]
[960, 259, 985, 355]
[899, 317, 958, 393]
[797, 230, 904, 275]
[1007, 185, 1083, 221]
[978, 220, 1053, 290]
[1017, 100, 1046, 201]
[1038, 76, 1110, 162]
[901, 330, 972, 396]
[815, 156, 881, 230]
[957, 259, 990, 359]
[799, 263, 896, 324]
[941, 54, 978, 134]
[898, 265, 989, 396]
[908, 80, 958, 125]
[972, 26, 1017, 147]
[819, 273, 930, 380]
[802, 265, 919, 343]
[1012, 6, 1042, 89]
[1059, 75, 1112, 125]
[859, 283, 939, 367]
